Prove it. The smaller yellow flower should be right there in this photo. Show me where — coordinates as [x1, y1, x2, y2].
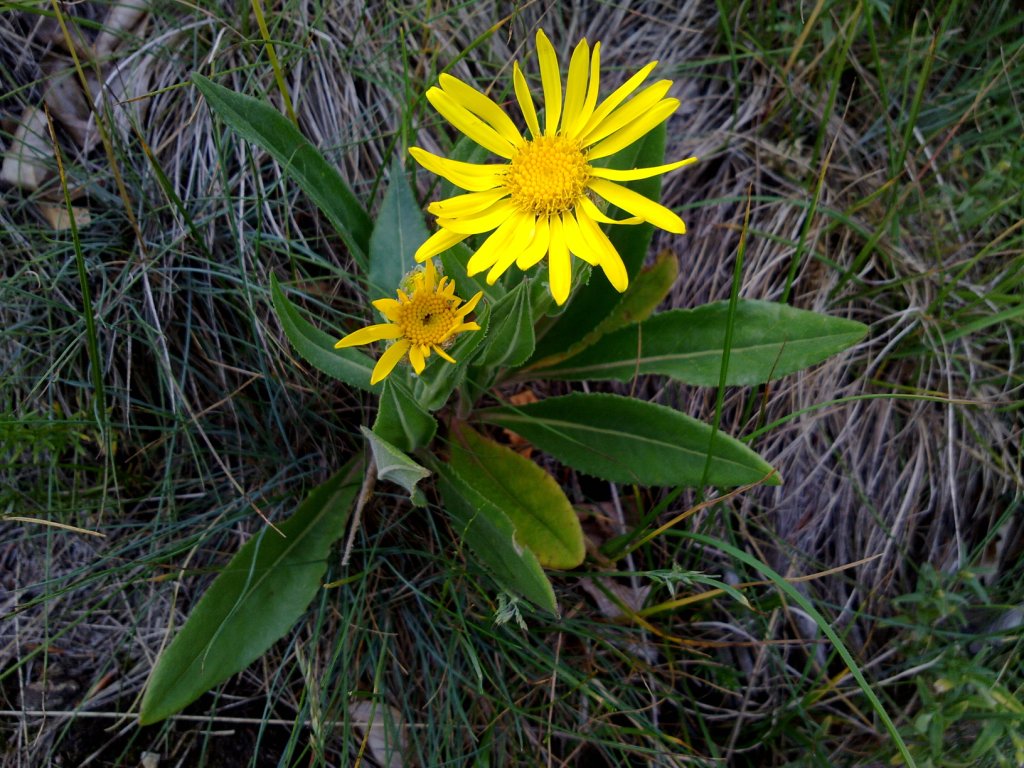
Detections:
[334, 260, 483, 385]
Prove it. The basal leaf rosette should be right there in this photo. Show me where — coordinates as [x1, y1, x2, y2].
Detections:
[411, 29, 697, 304]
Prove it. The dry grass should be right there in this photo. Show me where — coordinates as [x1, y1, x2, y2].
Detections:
[2, 0, 1021, 765]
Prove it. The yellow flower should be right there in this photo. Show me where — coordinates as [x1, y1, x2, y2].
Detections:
[410, 29, 697, 305]
[334, 260, 482, 385]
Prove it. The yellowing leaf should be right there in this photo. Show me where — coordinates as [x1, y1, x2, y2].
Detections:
[436, 463, 558, 613]
[448, 423, 583, 569]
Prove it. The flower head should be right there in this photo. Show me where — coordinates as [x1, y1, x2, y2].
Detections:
[410, 29, 697, 305]
[334, 260, 482, 385]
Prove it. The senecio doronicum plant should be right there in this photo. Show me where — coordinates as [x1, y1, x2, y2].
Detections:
[141, 32, 911, 763]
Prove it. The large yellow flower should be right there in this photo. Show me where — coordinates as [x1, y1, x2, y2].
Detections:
[334, 259, 482, 385]
[410, 29, 697, 305]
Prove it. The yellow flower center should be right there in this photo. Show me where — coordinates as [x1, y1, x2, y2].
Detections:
[505, 135, 590, 216]
[398, 294, 458, 347]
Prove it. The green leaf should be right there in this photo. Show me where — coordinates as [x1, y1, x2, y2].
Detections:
[270, 274, 379, 393]
[413, 305, 489, 411]
[448, 423, 583, 569]
[373, 379, 437, 453]
[139, 460, 362, 725]
[529, 123, 668, 362]
[368, 160, 429, 295]
[361, 426, 430, 505]
[480, 392, 779, 488]
[192, 74, 371, 265]
[594, 247, 679, 332]
[472, 280, 535, 369]
[533, 301, 869, 386]
[436, 462, 558, 614]
[527, 249, 678, 370]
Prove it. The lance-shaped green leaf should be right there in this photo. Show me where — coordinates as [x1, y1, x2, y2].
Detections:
[139, 460, 362, 725]
[529, 124, 667, 363]
[480, 393, 779, 488]
[192, 74, 371, 265]
[436, 462, 558, 614]
[448, 423, 583, 569]
[533, 301, 868, 386]
[361, 426, 430, 505]
[473, 281, 534, 369]
[271, 274, 378, 393]
[369, 161, 429, 296]
[526, 249, 678, 371]
[373, 379, 437, 453]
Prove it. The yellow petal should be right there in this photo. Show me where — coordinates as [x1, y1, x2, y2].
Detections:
[428, 189, 510, 219]
[560, 38, 590, 134]
[516, 215, 550, 270]
[588, 177, 686, 233]
[408, 147, 505, 192]
[465, 210, 528, 274]
[578, 196, 643, 226]
[485, 213, 538, 283]
[437, 199, 517, 235]
[564, 42, 601, 138]
[415, 227, 468, 262]
[408, 343, 426, 374]
[513, 61, 541, 139]
[438, 73, 525, 148]
[581, 80, 672, 147]
[372, 298, 402, 322]
[422, 257, 437, 291]
[589, 156, 698, 181]
[446, 321, 481, 339]
[576, 207, 628, 292]
[548, 215, 572, 305]
[535, 29, 562, 135]
[456, 290, 483, 318]
[335, 323, 403, 349]
[371, 339, 410, 384]
[586, 99, 680, 160]
[432, 345, 457, 363]
[559, 210, 598, 265]
[580, 60, 657, 138]
[427, 87, 517, 159]
[457, 321, 482, 333]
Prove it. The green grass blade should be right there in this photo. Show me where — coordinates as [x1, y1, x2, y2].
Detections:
[682, 530, 917, 768]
